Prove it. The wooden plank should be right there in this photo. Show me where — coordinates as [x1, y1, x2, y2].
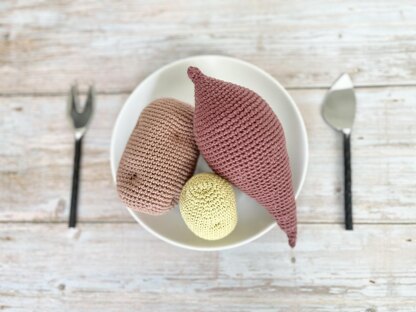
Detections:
[0, 223, 415, 311]
[295, 86, 416, 224]
[0, 93, 129, 222]
[0, 0, 416, 94]
[1, 86, 415, 223]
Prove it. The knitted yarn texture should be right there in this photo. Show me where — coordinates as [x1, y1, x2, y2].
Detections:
[117, 98, 199, 215]
[180, 173, 237, 240]
[188, 67, 297, 247]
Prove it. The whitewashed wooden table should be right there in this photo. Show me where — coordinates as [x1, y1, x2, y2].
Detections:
[1, 1, 416, 311]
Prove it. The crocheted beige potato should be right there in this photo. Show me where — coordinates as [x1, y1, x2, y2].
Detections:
[116, 98, 199, 215]
[180, 173, 237, 240]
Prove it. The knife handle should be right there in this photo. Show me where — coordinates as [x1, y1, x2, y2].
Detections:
[343, 132, 353, 230]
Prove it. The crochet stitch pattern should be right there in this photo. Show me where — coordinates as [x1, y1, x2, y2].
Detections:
[188, 67, 297, 247]
[117, 98, 199, 215]
[180, 173, 237, 240]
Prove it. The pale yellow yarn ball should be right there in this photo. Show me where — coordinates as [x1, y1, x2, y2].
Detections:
[179, 173, 237, 240]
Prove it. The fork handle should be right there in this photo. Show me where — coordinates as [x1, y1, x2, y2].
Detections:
[343, 132, 353, 230]
[69, 137, 83, 228]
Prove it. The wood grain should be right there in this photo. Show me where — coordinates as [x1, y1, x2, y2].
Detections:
[0, 0, 416, 94]
[0, 93, 129, 222]
[1, 223, 415, 311]
[1, 1, 416, 310]
[1, 87, 415, 224]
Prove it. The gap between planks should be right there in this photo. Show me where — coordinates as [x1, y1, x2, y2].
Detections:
[1, 82, 416, 98]
[1, 220, 416, 226]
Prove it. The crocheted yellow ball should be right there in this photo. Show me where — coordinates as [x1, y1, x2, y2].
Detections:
[179, 173, 237, 241]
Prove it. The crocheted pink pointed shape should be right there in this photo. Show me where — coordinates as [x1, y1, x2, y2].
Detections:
[188, 67, 297, 247]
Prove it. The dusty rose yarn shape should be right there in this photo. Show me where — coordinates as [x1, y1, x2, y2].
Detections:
[188, 66, 297, 247]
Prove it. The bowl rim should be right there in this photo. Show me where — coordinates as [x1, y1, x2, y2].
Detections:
[110, 54, 309, 251]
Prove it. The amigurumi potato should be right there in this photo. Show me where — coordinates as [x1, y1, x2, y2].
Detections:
[188, 67, 297, 247]
[117, 98, 199, 215]
[180, 173, 237, 240]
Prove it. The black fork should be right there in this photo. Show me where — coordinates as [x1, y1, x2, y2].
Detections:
[68, 85, 95, 228]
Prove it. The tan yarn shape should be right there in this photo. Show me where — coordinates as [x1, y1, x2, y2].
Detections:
[180, 173, 237, 240]
[116, 98, 199, 215]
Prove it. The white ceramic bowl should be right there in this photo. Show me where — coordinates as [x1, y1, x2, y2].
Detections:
[110, 55, 308, 251]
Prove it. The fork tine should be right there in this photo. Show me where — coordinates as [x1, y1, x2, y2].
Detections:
[84, 86, 95, 116]
[68, 84, 80, 113]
